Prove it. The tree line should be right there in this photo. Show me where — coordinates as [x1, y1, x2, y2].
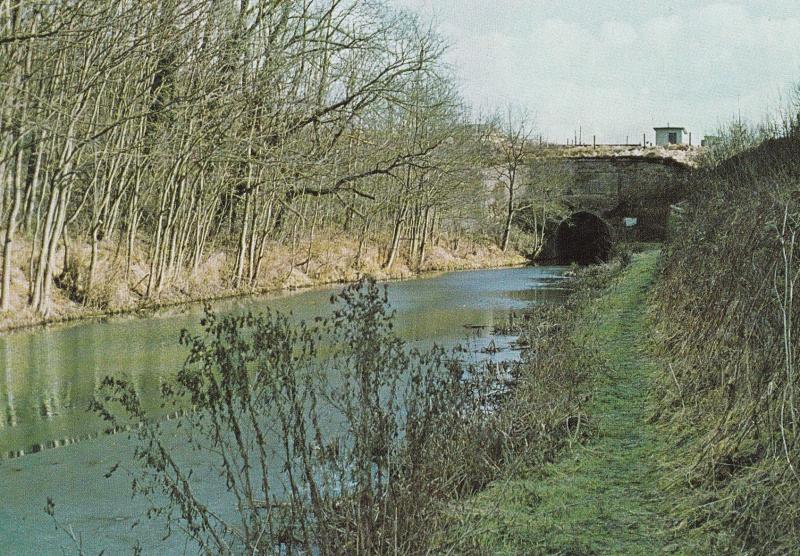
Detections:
[0, 0, 565, 317]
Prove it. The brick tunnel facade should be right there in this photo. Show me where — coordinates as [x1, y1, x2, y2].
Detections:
[538, 155, 690, 264]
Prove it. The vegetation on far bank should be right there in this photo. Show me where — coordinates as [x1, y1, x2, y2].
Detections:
[0, 1, 570, 330]
[0, 234, 526, 332]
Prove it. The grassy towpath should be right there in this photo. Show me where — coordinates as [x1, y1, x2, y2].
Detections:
[458, 251, 690, 555]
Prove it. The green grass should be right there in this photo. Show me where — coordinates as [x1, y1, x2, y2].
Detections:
[452, 251, 697, 555]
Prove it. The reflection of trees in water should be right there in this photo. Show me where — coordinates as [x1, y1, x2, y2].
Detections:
[0, 267, 570, 462]
[0, 322, 175, 430]
[1, 340, 19, 429]
[35, 331, 66, 422]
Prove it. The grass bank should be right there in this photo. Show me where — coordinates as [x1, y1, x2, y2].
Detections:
[445, 250, 702, 554]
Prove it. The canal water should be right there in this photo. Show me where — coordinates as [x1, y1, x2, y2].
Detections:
[0, 265, 568, 554]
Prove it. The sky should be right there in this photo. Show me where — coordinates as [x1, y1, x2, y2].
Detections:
[390, 0, 800, 144]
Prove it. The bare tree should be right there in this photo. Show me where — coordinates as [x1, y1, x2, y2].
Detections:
[0, 0, 520, 317]
[492, 107, 534, 252]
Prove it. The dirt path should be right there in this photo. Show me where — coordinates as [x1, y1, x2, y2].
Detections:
[460, 251, 690, 555]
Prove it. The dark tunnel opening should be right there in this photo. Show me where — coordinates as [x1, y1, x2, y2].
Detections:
[555, 211, 612, 265]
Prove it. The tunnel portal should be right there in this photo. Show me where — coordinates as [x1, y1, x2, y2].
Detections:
[555, 211, 612, 265]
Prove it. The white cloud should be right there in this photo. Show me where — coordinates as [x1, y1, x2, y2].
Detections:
[600, 21, 638, 47]
[391, 1, 800, 141]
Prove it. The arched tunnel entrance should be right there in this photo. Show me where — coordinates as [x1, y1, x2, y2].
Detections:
[555, 211, 612, 265]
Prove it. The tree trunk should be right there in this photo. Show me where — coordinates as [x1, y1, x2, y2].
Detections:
[417, 206, 430, 268]
[234, 192, 251, 287]
[1, 145, 23, 311]
[384, 207, 406, 270]
[501, 209, 514, 252]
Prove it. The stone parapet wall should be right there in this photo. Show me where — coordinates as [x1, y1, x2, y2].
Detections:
[559, 156, 690, 240]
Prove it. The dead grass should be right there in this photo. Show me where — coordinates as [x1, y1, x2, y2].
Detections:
[0, 232, 525, 332]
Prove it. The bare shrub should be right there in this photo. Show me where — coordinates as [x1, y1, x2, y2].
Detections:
[87, 280, 538, 554]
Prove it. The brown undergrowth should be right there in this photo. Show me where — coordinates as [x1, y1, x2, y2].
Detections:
[0, 232, 524, 333]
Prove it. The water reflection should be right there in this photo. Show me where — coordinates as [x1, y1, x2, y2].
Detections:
[0, 266, 568, 458]
[0, 265, 568, 554]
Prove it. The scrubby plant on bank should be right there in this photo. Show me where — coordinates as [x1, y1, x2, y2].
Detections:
[46, 260, 623, 555]
[72, 279, 534, 553]
[650, 113, 800, 552]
